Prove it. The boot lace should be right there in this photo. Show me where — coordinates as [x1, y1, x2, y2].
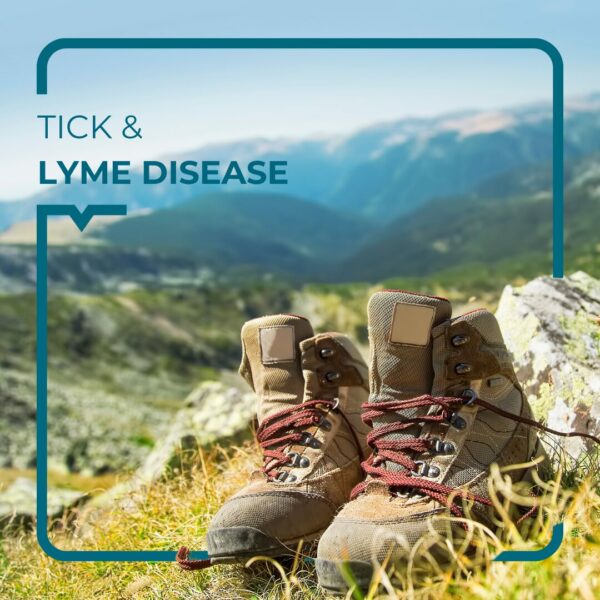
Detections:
[257, 398, 363, 480]
[351, 392, 600, 520]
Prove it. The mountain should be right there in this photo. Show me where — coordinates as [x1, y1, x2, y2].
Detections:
[328, 104, 600, 219]
[97, 192, 374, 279]
[3, 157, 598, 290]
[2, 94, 600, 230]
[338, 164, 600, 282]
[471, 152, 600, 199]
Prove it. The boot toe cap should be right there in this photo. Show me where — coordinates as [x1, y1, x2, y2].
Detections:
[207, 526, 286, 560]
[316, 494, 446, 591]
[317, 516, 424, 565]
[207, 490, 336, 559]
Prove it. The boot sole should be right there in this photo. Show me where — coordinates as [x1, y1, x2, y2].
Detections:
[315, 558, 373, 595]
[206, 526, 323, 563]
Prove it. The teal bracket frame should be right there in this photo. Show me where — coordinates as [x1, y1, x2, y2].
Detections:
[36, 37, 565, 563]
[493, 523, 564, 562]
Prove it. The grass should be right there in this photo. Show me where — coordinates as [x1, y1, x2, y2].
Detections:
[1, 440, 599, 600]
[0, 469, 119, 495]
[0, 271, 598, 597]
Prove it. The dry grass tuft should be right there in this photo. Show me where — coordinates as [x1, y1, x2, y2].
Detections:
[1, 440, 599, 599]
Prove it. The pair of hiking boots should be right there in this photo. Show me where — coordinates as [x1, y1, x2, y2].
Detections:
[201, 290, 548, 592]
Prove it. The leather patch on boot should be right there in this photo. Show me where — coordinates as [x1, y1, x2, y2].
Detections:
[389, 303, 435, 346]
[259, 325, 295, 363]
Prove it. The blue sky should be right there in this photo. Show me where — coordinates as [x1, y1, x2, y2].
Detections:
[1, 0, 599, 199]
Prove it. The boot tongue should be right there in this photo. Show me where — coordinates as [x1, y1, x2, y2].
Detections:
[368, 291, 452, 463]
[239, 314, 314, 424]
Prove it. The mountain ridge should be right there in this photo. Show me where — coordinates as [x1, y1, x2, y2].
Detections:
[97, 191, 375, 281]
[2, 93, 600, 230]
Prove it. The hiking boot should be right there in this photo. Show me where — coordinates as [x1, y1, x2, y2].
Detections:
[316, 291, 546, 593]
[205, 314, 370, 563]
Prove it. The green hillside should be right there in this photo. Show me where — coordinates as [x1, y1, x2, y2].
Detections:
[0, 279, 293, 476]
[338, 174, 600, 282]
[98, 192, 373, 279]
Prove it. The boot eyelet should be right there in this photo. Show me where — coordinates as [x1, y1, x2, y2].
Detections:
[455, 363, 472, 375]
[451, 335, 470, 347]
[286, 474, 297, 483]
[449, 413, 467, 430]
[318, 415, 332, 431]
[275, 471, 288, 482]
[411, 460, 427, 476]
[324, 371, 341, 383]
[462, 388, 477, 405]
[287, 451, 311, 469]
[411, 461, 440, 478]
[319, 347, 335, 358]
[431, 438, 456, 455]
[300, 432, 321, 449]
[427, 465, 441, 478]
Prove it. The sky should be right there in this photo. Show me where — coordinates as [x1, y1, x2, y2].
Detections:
[1, 1, 599, 199]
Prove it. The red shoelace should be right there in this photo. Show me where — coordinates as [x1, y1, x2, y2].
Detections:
[351, 392, 600, 520]
[257, 398, 363, 479]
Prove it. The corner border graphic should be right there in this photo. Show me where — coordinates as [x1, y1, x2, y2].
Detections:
[36, 204, 206, 561]
[493, 523, 564, 562]
[35, 37, 565, 563]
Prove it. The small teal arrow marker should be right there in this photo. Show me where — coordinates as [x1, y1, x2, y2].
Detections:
[493, 523, 564, 562]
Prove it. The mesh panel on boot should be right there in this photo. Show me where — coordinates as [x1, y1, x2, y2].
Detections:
[368, 291, 451, 403]
[367, 291, 451, 468]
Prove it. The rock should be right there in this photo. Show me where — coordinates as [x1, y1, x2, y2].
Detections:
[0, 367, 175, 476]
[496, 271, 600, 459]
[92, 380, 256, 507]
[139, 380, 256, 481]
[0, 477, 87, 530]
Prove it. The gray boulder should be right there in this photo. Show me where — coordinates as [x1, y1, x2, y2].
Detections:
[92, 380, 256, 507]
[496, 271, 600, 459]
[0, 477, 87, 530]
[137, 380, 256, 483]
